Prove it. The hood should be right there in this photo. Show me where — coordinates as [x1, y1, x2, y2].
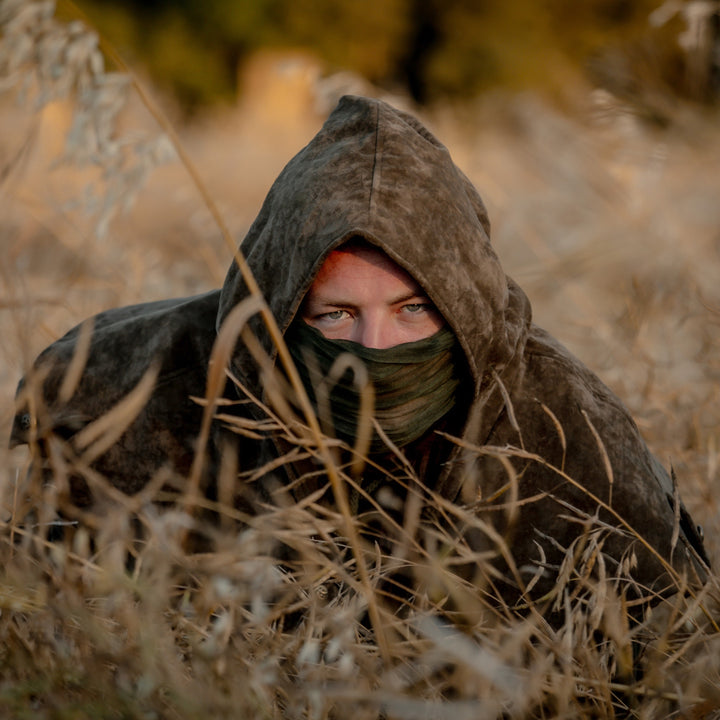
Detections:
[217, 95, 530, 403]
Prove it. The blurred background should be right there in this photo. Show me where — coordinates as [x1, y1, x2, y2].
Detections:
[64, 0, 720, 113]
[1, 0, 719, 556]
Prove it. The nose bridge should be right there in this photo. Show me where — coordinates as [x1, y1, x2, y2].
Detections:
[357, 310, 391, 349]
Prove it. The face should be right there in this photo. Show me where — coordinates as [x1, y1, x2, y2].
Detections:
[300, 243, 444, 349]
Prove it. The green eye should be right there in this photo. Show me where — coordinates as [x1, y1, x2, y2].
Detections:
[324, 310, 346, 320]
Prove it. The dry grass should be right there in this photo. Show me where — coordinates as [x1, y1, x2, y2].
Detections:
[2, 3, 720, 718]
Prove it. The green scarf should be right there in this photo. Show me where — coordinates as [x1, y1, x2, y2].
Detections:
[285, 321, 460, 452]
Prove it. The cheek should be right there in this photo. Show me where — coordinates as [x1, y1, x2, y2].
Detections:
[306, 316, 354, 341]
[429, 312, 445, 333]
[396, 315, 444, 343]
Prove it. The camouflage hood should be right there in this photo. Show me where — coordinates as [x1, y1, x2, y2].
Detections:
[217, 95, 530, 405]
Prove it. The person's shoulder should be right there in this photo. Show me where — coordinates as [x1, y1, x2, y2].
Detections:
[11, 291, 222, 448]
[51, 290, 220, 348]
[520, 323, 631, 419]
[37, 290, 220, 370]
[523, 324, 580, 365]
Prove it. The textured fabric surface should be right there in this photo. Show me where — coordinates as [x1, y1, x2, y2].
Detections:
[285, 321, 460, 451]
[12, 95, 709, 602]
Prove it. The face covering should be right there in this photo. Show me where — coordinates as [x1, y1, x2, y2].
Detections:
[285, 321, 461, 453]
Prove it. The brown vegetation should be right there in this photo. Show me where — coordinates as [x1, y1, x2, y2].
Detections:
[1, 4, 720, 718]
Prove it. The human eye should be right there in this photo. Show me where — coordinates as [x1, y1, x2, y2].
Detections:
[321, 309, 350, 321]
[401, 301, 434, 317]
[403, 303, 429, 314]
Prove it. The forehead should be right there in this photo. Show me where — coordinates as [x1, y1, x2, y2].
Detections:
[310, 243, 422, 294]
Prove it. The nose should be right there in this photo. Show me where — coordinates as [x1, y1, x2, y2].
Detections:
[355, 317, 395, 349]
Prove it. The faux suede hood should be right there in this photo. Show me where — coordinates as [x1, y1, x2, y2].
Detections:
[217, 95, 530, 402]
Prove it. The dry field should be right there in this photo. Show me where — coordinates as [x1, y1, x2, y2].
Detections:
[1, 7, 720, 719]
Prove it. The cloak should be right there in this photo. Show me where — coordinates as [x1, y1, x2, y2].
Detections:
[11, 95, 709, 601]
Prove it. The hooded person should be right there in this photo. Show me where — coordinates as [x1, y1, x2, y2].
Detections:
[10, 95, 709, 608]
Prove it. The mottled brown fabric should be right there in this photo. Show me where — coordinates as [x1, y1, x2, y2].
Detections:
[12, 292, 219, 492]
[12, 95, 709, 601]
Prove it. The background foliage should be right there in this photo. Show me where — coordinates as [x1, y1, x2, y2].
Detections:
[74, 0, 690, 111]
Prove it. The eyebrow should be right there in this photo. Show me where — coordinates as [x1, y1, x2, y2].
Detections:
[388, 290, 431, 306]
[308, 290, 432, 309]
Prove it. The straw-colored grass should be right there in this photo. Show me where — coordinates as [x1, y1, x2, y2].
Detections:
[1, 3, 720, 718]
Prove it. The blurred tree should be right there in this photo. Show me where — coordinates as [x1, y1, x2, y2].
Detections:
[76, 0, 278, 109]
[398, 0, 441, 103]
[420, 1, 557, 99]
[73, 0, 696, 112]
[268, 0, 410, 84]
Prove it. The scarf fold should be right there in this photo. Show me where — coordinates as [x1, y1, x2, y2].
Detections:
[285, 321, 460, 452]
